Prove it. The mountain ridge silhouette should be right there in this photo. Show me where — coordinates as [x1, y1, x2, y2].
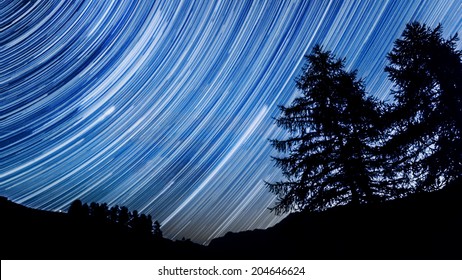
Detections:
[1, 178, 460, 259]
[209, 179, 461, 259]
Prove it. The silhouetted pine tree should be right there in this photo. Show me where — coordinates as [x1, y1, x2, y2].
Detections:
[66, 199, 163, 241]
[109, 205, 120, 223]
[146, 214, 154, 235]
[384, 22, 462, 190]
[88, 202, 108, 222]
[118, 206, 130, 226]
[130, 210, 139, 229]
[137, 214, 152, 236]
[267, 45, 385, 214]
[68, 199, 84, 218]
[153, 220, 163, 238]
[89, 202, 98, 217]
[70, 201, 90, 218]
[81, 202, 89, 216]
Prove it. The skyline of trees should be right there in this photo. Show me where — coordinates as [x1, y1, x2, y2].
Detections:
[68, 199, 163, 238]
[267, 22, 461, 213]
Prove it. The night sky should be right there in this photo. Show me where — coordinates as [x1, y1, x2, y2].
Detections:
[1, 0, 461, 244]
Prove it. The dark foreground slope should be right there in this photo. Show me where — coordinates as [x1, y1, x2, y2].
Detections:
[209, 179, 462, 259]
[0, 197, 206, 259]
[1, 179, 461, 259]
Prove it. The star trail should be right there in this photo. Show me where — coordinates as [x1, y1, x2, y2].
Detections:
[1, 0, 461, 244]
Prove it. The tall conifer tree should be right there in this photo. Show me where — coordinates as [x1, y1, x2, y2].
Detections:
[385, 22, 462, 190]
[267, 45, 383, 213]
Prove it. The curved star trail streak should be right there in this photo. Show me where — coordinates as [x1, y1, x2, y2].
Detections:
[1, 0, 461, 244]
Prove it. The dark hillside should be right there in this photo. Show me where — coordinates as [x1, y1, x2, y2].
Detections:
[208, 179, 462, 259]
[0, 197, 207, 259]
[1, 179, 460, 259]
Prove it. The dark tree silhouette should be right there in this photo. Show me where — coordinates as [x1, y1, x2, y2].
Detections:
[146, 214, 154, 235]
[384, 22, 462, 190]
[68, 199, 90, 218]
[109, 205, 120, 223]
[118, 206, 130, 226]
[68, 199, 83, 217]
[267, 45, 385, 214]
[137, 214, 152, 236]
[66, 199, 162, 240]
[81, 202, 89, 216]
[153, 220, 163, 238]
[130, 211, 153, 236]
[130, 210, 139, 229]
[89, 202, 98, 217]
[88, 202, 108, 222]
